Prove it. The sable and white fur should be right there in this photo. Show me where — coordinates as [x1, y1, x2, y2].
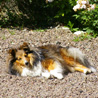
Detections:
[8, 43, 96, 79]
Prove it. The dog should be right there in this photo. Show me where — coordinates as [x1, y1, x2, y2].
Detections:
[8, 42, 96, 79]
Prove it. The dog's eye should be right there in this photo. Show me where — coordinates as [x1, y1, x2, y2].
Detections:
[24, 48, 29, 52]
[24, 55, 28, 57]
[18, 58, 22, 60]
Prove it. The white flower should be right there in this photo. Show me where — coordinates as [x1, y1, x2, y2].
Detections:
[74, 31, 86, 35]
[76, 4, 81, 9]
[47, 0, 54, 2]
[81, 4, 86, 9]
[73, 6, 77, 11]
[81, 1, 87, 5]
[77, 0, 79, 4]
[73, 4, 81, 11]
[91, 4, 96, 10]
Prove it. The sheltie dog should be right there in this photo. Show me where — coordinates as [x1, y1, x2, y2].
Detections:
[8, 42, 96, 79]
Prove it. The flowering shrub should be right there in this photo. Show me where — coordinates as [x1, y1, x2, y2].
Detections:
[0, 0, 98, 37]
[73, 0, 96, 11]
[46, 0, 54, 3]
[73, 2, 98, 35]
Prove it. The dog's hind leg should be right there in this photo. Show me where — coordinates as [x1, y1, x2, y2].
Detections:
[60, 48, 95, 74]
[62, 55, 92, 74]
[74, 63, 92, 74]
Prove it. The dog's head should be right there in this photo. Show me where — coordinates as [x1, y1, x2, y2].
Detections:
[8, 42, 40, 76]
[8, 43, 32, 75]
[8, 42, 30, 65]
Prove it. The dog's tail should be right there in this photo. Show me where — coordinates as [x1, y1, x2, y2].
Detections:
[66, 46, 96, 73]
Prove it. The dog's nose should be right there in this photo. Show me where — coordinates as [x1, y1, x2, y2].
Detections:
[25, 62, 29, 66]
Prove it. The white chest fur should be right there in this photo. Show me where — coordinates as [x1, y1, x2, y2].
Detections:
[21, 62, 42, 77]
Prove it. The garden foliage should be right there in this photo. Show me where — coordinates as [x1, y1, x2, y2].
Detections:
[0, 0, 98, 35]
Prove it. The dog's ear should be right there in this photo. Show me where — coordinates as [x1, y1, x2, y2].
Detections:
[22, 42, 28, 47]
[19, 42, 30, 52]
[19, 42, 29, 49]
[8, 49, 17, 57]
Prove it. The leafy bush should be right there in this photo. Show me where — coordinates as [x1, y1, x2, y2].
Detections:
[0, 0, 98, 37]
[0, 0, 23, 27]
[0, 0, 76, 28]
[15, 0, 76, 28]
[73, 1, 98, 36]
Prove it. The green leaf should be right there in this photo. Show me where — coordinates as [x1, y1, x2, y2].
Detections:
[62, 13, 64, 17]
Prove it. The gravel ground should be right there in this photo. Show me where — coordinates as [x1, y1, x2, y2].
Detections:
[0, 27, 98, 98]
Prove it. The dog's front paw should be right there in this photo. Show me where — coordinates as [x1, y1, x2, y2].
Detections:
[42, 71, 50, 79]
